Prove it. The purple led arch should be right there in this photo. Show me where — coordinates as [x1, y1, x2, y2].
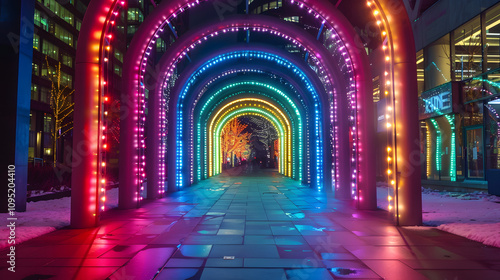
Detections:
[147, 18, 353, 195]
[160, 46, 328, 187]
[125, 7, 364, 205]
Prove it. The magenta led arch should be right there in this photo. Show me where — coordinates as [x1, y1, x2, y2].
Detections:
[162, 47, 329, 190]
[146, 17, 360, 195]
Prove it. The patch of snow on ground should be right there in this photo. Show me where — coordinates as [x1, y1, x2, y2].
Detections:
[0, 187, 118, 249]
[437, 223, 500, 248]
[378, 185, 500, 248]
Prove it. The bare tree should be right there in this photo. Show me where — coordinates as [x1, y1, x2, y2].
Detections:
[45, 56, 74, 166]
[221, 118, 252, 167]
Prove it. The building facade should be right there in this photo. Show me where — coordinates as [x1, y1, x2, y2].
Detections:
[413, 0, 500, 195]
[29, 0, 127, 179]
[30, 0, 89, 165]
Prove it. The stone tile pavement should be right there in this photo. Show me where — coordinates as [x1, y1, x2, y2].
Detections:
[1, 167, 500, 279]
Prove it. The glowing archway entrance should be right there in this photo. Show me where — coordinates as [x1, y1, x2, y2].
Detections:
[72, 0, 422, 228]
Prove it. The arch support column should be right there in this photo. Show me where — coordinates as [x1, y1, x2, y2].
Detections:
[71, 0, 118, 228]
[380, 0, 422, 226]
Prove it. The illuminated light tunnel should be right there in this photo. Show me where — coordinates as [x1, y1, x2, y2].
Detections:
[170, 49, 325, 189]
[72, 0, 422, 228]
[209, 99, 292, 175]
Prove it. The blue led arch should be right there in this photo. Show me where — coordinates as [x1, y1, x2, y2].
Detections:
[175, 50, 325, 189]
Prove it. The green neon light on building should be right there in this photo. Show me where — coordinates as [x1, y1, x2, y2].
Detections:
[445, 115, 456, 181]
[430, 119, 441, 172]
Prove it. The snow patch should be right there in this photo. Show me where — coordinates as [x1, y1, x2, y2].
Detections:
[437, 223, 500, 248]
[0, 187, 118, 249]
[378, 185, 500, 248]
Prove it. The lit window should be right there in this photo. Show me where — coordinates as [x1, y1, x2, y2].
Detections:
[128, 8, 144, 22]
[33, 34, 40, 50]
[41, 40, 59, 60]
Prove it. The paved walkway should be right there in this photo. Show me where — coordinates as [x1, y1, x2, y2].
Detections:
[2, 166, 500, 280]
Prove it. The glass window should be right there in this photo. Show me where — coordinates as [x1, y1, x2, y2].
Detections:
[416, 50, 424, 94]
[284, 16, 299, 23]
[75, 0, 87, 14]
[485, 3, 500, 72]
[33, 34, 40, 50]
[127, 25, 138, 35]
[263, 4, 269, 12]
[60, 72, 72, 87]
[40, 87, 51, 104]
[486, 98, 500, 170]
[116, 24, 125, 34]
[53, 24, 73, 47]
[34, 9, 49, 32]
[372, 76, 380, 102]
[454, 16, 482, 80]
[62, 54, 72, 67]
[114, 64, 122, 77]
[156, 38, 166, 53]
[114, 50, 123, 63]
[41, 40, 59, 60]
[32, 62, 39, 76]
[42, 0, 74, 26]
[76, 19, 82, 31]
[466, 127, 484, 178]
[424, 34, 451, 90]
[269, 1, 277, 9]
[43, 114, 52, 133]
[128, 8, 143, 22]
[31, 84, 39, 101]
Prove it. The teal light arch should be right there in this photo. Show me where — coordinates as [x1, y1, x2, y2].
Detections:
[196, 81, 304, 181]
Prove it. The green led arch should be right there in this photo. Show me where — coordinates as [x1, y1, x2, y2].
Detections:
[196, 81, 303, 181]
[213, 107, 286, 176]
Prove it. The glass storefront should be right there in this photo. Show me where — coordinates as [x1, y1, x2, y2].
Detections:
[454, 16, 482, 80]
[419, 83, 458, 182]
[485, 97, 500, 195]
[419, 3, 500, 194]
[485, 4, 500, 72]
[465, 126, 484, 178]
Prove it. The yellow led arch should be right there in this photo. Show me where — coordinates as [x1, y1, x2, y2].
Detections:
[207, 98, 293, 176]
[210, 106, 289, 176]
